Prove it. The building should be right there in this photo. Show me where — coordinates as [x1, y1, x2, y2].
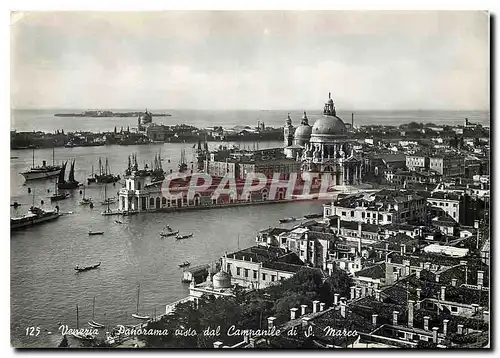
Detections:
[323, 190, 427, 225]
[221, 246, 306, 289]
[406, 154, 429, 171]
[429, 155, 465, 177]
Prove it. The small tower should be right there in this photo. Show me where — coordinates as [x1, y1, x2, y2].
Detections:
[283, 113, 294, 147]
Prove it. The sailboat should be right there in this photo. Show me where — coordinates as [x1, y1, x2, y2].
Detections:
[49, 178, 70, 202]
[131, 284, 150, 320]
[87, 165, 97, 184]
[20, 147, 62, 181]
[87, 297, 105, 328]
[95, 158, 120, 184]
[58, 159, 80, 189]
[100, 185, 117, 206]
[72, 304, 95, 340]
[79, 186, 92, 205]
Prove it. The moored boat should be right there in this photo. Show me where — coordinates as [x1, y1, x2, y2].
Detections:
[178, 261, 191, 268]
[20, 148, 62, 181]
[11, 205, 61, 231]
[176, 233, 193, 240]
[75, 262, 101, 272]
[160, 230, 179, 237]
[58, 159, 80, 189]
[279, 217, 297, 223]
[88, 231, 104, 236]
[132, 284, 150, 320]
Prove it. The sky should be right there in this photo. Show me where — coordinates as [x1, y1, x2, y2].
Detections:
[10, 11, 489, 111]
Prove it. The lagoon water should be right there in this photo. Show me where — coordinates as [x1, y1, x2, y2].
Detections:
[10, 109, 489, 347]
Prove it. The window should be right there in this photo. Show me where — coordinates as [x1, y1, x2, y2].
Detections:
[362, 212, 365, 219]
[351, 211, 354, 217]
[236, 267, 241, 276]
[262, 273, 267, 281]
[271, 275, 276, 282]
[378, 214, 383, 220]
[387, 215, 392, 222]
[342, 211, 346, 217]
[367, 213, 371, 218]
[451, 306, 458, 313]
[253, 270, 257, 279]
[244, 269, 249, 278]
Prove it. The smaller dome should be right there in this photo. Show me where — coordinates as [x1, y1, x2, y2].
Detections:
[139, 110, 152, 124]
[212, 270, 231, 289]
[294, 123, 312, 139]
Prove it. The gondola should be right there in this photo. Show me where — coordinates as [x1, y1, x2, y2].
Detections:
[279, 217, 296, 223]
[176, 233, 193, 240]
[178, 261, 191, 268]
[160, 230, 179, 237]
[89, 231, 104, 236]
[114, 220, 123, 224]
[74, 262, 101, 272]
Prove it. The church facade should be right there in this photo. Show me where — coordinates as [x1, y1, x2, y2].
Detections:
[283, 93, 363, 186]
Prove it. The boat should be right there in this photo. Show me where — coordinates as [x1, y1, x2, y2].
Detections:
[72, 304, 97, 341]
[88, 231, 104, 236]
[94, 158, 120, 184]
[114, 220, 123, 224]
[279, 217, 297, 223]
[100, 197, 117, 206]
[160, 230, 179, 237]
[304, 213, 323, 219]
[20, 148, 62, 181]
[74, 262, 101, 272]
[11, 193, 61, 230]
[176, 233, 193, 240]
[87, 297, 105, 328]
[49, 180, 70, 202]
[87, 165, 97, 184]
[178, 261, 191, 268]
[101, 186, 115, 215]
[79, 186, 93, 205]
[57, 160, 80, 189]
[131, 284, 150, 320]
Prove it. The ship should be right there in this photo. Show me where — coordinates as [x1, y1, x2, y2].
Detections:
[91, 158, 121, 184]
[11, 205, 61, 231]
[57, 160, 81, 189]
[20, 148, 62, 181]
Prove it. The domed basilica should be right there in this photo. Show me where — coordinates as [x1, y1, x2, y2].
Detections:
[283, 93, 362, 186]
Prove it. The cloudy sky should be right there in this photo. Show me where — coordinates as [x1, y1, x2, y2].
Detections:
[11, 11, 489, 110]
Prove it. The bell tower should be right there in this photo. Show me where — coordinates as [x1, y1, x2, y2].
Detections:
[283, 113, 294, 147]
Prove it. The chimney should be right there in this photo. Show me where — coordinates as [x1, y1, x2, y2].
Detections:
[424, 316, 430, 331]
[340, 297, 347, 305]
[408, 300, 414, 328]
[477, 270, 484, 286]
[432, 327, 439, 343]
[351, 112, 354, 128]
[372, 314, 378, 326]
[385, 243, 389, 252]
[393, 272, 399, 282]
[435, 274, 440, 283]
[374, 289, 381, 301]
[300, 304, 307, 316]
[319, 302, 325, 312]
[416, 288, 421, 300]
[471, 304, 479, 313]
[302, 317, 311, 329]
[451, 278, 457, 287]
[350, 287, 356, 300]
[440, 286, 446, 301]
[424, 262, 431, 270]
[340, 303, 346, 318]
[312, 300, 320, 313]
[334, 294, 339, 305]
[267, 317, 276, 330]
[416, 270, 421, 279]
[483, 311, 490, 322]
[393, 311, 399, 326]
[457, 325, 464, 334]
[443, 319, 449, 336]
[358, 222, 362, 239]
[400, 244, 406, 255]
[213, 341, 223, 348]
[337, 217, 341, 232]
[356, 287, 362, 299]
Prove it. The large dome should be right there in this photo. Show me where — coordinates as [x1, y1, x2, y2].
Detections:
[311, 115, 347, 136]
[139, 111, 152, 124]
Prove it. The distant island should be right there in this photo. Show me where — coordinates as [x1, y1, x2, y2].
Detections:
[54, 110, 171, 118]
